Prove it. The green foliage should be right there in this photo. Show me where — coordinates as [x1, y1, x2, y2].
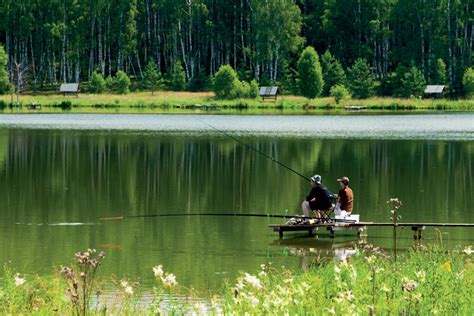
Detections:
[188, 69, 210, 92]
[143, 59, 162, 95]
[434, 59, 447, 85]
[105, 76, 115, 91]
[213, 65, 259, 99]
[330, 84, 351, 104]
[213, 65, 240, 99]
[171, 61, 186, 91]
[113, 71, 131, 94]
[248, 79, 259, 99]
[321, 51, 346, 96]
[462, 67, 474, 98]
[400, 66, 426, 98]
[347, 58, 374, 99]
[0, 45, 11, 95]
[89, 71, 106, 94]
[297, 46, 324, 99]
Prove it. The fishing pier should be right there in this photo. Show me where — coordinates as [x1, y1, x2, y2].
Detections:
[270, 222, 474, 239]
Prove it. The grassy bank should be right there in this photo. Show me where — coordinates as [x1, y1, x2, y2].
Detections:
[0, 91, 473, 113]
[1, 244, 473, 314]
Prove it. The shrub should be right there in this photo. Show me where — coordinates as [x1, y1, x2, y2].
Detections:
[113, 71, 131, 94]
[330, 84, 351, 104]
[213, 65, 240, 99]
[248, 79, 259, 99]
[462, 67, 474, 98]
[105, 76, 115, 91]
[297, 46, 324, 99]
[89, 71, 106, 93]
[347, 58, 374, 99]
[171, 60, 186, 91]
[400, 66, 426, 98]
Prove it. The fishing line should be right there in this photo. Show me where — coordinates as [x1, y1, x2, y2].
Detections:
[198, 118, 311, 182]
[99, 213, 306, 221]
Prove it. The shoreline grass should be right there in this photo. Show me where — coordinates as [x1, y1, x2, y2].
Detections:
[1, 244, 473, 314]
[0, 91, 473, 114]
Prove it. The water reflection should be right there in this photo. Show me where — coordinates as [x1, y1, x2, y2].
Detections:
[0, 128, 472, 291]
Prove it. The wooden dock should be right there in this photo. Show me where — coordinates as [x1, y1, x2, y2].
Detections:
[269, 222, 474, 239]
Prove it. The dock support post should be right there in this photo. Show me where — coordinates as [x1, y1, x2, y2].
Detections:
[279, 229, 284, 239]
[357, 226, 368, 238]
[328, 227, 335, 238]
[308, 229, 314, 237]
[411, 226, 425, 240]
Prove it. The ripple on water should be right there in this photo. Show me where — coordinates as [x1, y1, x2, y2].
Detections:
[0, 113, 472, 140]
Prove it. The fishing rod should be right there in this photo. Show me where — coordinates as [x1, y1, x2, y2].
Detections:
[199, 119, 311, 182]
[99, 213, 306, 221]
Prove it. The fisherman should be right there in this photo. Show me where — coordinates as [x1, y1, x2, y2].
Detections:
[335, 176, 353, 216]
[301, 175, 333, 219]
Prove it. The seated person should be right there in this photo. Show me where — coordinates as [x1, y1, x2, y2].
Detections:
[335, 176, 353, 217]
[301, 175, 332, 219]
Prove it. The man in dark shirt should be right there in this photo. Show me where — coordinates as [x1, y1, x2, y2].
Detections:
[301, 175, 332, 218]
[336, 176, 353, 214]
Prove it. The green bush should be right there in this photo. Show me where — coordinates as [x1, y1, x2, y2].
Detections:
[89, 71, 106, 93]
[188, 69, 210, 92]
[330, 84, 351, 104]
[105, 76, 115, 91]
[434, 58, 447, 85]
[0, 100, 6, 110]
[213, 65, 240, 99]
[297, 46, 324, 99]
[462, 67, 474, 99]
[113, 71, 131, 94]
[347, 58, 375, 99]
[400, 66, 426, 98]
[248, 79, 259, 99]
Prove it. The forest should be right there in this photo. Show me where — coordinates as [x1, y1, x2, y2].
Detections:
[0, 0, 472, 97]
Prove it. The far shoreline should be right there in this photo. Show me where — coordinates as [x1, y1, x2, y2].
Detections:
[0, 92, 473, 115]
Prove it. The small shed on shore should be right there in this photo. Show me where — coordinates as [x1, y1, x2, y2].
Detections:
[60, 83, 80, 97]
[424, 85, 445, 98]
[259, 86, 278, 101]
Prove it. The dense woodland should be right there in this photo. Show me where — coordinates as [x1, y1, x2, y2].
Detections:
[0, 0, 472, 96]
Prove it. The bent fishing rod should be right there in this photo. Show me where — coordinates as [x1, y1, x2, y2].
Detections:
[99, 213, 306, 221]
[199, 119, 311, 182]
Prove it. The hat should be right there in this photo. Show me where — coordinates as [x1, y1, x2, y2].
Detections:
[310, 175, 321, 184]
[337, 176, 350, 185]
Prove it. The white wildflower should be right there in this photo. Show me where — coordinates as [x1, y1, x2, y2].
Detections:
[162, 273, 178, 288]
[153, 265, 164, 278]
[120, 280, 129, 288]
[244, 273, 262, 289]
[14, 274, 26, 287]
[415, 270, 426, 281]
[463, 246, 473, 255]
[124, 285, 134, 295]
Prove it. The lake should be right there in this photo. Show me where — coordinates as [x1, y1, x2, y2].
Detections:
[0, 113, 472, 292]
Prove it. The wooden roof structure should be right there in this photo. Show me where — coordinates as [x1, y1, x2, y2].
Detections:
[259, 86, 278, 101]
[424, 85, 445, 94]
[60, 83, 80, 96]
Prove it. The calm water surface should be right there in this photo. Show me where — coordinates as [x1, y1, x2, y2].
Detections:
[0, 113, 472, 292]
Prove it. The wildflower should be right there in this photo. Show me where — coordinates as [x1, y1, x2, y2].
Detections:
[381, 284, 390, 293]
[415, 270, 425, 281]
[442, 260, 452, 272]
[124, 285, 134, 296]
[243, 273, 262, 289]
[327, 307, 336, 314]
[98, 251, 106, 258]
[153, 265, 164, 278]
[334, 265, 341, 274]
[120, 280, 129, 288]
[14, 274, 26, 287]
[163, 273, 178, 288]
[402, 277, 417, 292]
[463, 246, 473, 255]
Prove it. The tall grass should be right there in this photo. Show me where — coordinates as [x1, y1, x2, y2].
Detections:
[0, 92, 472, 113]
[0, 244, 473, 314]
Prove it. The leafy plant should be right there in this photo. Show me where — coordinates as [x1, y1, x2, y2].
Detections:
[347, 58, 374, 99]
[330, 84, 351, 104]
[297, 46, 324, 99]
[89, 71, 106, 93]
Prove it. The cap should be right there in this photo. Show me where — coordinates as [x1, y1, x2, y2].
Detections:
[337, 176, 350, 185]
[310, 175, 321, 184]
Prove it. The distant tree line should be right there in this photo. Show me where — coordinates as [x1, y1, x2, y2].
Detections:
[0, 0, 472, 97]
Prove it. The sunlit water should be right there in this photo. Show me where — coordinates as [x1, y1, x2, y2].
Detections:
[0, 113, 472, 292]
